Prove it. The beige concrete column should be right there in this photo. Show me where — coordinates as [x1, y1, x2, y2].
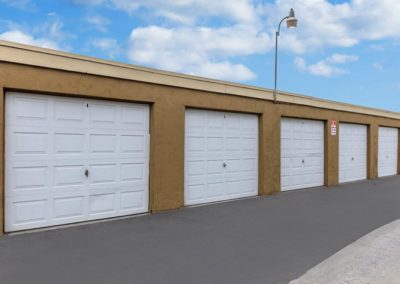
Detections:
[149, 99, 185, 212]
[0, 87, 4, 236]
[368, 123, 379, 179]
[259, 107, 281, 195]
[326, 119, 339, 186]
[398, 130, 400, 175]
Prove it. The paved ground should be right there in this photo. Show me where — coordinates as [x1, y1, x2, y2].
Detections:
[1, 176, 400, 284]
[291, 219, 400, 284]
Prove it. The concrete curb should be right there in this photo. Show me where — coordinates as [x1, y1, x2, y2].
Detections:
[290, 219, 400, 284]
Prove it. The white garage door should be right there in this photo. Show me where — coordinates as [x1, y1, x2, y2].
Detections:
[378, 127, 398, 177]
[185, 109, 258, 205]
[281, 118, 324, 191]
[339, 123, 367, 183]
[5, 92, 149, 232]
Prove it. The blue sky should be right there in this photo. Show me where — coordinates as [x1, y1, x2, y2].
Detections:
[1, 0, 400, 111]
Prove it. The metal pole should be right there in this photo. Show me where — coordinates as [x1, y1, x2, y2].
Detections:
[273, 30, 279, 103]
[273, 17, 288, 103]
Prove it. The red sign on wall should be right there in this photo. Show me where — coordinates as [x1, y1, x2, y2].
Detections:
[331, 120, 337, 136]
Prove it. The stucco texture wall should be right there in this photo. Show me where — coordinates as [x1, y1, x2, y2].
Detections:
[1, 62, 400, 235]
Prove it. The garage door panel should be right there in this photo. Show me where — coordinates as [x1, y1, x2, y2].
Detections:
[89, 103, 118, 126]
[241, 158, 257, 173]
[225, 173, 257, 181]
[120, 189, 147, 211]
[121, 105, 148, 128]
[54, 100, 86, 123]
[185, 183, 206, 203]
[206, 182, 225, 198]
[225, 113, 241, 131]
[281, 118, 324, 191]
[11, 165, 49, 191]
[5, 92, 149, 232]
[6, 95, 50, 124]
[226, 137, 241, 151]
[10, 130, 50, 156]
[225, 159, 241, 173]
[53, 196, 85, 220]
[186, 110, 206, 130]
[206, 159, 225, 174]
[121, 134, 146, 153]
[303, 172, 324, 186]
[185, 109, 258, 205]
[88, 163, 118, 185]
[89, 134, 117, 154]
[120, 162, 147, 182]
[186, 136, 206, 154]
[88, 193, 116, 215]
[225, 180, 242, 195]
[13, 199, 48, 224]
[207, 136, 224, 152]
[186, 160, 205, 177]
[240, 115, 258, 133]
[53, 164, 86, 188]
[55, 133, 86, 154]
[207, 112, 224, 131]
[240, 179, 257, 193]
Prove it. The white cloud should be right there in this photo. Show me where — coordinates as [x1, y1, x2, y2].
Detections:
[91, 37, 121, 59]
[69, 0, 400, 81]
[69, 1, 400, 52]
[128, 25, 270, 81]
[75, 1, 400, 51]
[308, 61, 347, 77]
[265, 0, 400, 53]
[0, 0, 35, 10]
[191, 61, 256, 81]
[70, 0, 104, 5]
[86, 15, 110, 33]
[294, 53, 358, 77]
[294, 57, 306, 70]
[327, 54, 359, 64]
[33, 16, 73, 43]
[0, 30, 59, 50]
[373, 61, 384, 71]
[111, 0, 258, 25]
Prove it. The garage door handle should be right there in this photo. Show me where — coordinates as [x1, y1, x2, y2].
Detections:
[223, 162, 227, 168]
[302, 159, 305, 164]
[85, 169, 89, 177]
[351, 157, 354, 161]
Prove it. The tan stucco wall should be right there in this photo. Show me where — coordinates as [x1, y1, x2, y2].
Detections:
[398, 131, 400, 175]
[1, 62, 400, 235]
[0, 85, 3, 235]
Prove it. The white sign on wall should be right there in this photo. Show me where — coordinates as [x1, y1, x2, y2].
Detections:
[331, 120, 337, 135]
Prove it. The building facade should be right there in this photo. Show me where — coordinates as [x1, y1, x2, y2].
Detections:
[0, 41, 399, 234]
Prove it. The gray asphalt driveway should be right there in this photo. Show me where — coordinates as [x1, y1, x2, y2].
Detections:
[1, 176, 400, 284]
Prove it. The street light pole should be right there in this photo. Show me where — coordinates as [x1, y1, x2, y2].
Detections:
[273, 8, 298, 102]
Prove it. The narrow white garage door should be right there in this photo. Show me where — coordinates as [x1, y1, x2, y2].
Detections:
[5, 92, 150, 232]
[339, 123, 367, 183]
[185, 109, 258, 205]
[378, 127, 398, 177]
[281, 118, 324, 191]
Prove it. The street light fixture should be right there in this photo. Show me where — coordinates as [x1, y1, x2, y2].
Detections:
[273, 8, 298, 102]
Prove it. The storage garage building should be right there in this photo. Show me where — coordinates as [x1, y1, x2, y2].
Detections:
[0, 41, 399, 234]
